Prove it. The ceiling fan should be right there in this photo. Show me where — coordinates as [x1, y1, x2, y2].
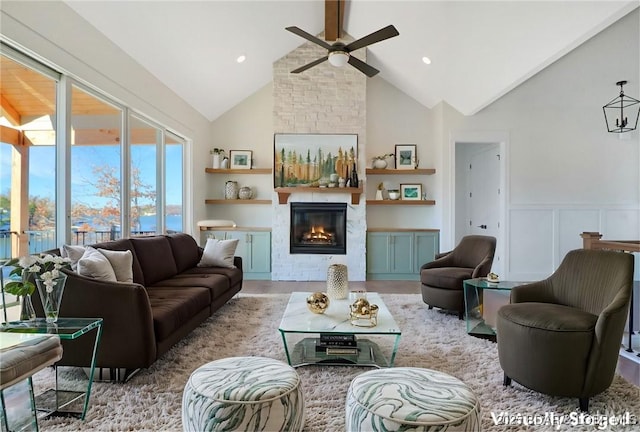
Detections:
[285, 24, 399, 77]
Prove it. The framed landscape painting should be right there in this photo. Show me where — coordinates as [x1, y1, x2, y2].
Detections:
[395, 144, 417, 170]
[230, 150, 252, 169]
[274, 133, 358, 187]
[400, 183, 422, 200]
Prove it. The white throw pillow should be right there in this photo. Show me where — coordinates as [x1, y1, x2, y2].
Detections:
[197, 238, 239, 269]
[60, 244, 86, 271]
[77, 247, 117, 282]
[97, 248, 134, 283]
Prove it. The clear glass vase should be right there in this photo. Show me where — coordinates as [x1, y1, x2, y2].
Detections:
[19, 294, 36, 321]
[36, 273, 67, 323]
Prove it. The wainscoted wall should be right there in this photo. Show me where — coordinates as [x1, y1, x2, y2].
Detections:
[271, 35, 368, 281]
[508, 206, 640, 281]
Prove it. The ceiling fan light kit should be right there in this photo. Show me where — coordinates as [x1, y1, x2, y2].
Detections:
[328, 51, 349, 67]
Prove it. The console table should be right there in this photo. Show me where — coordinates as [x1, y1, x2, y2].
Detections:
[0, 318, 103, 420]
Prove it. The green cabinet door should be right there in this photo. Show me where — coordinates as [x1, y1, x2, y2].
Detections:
[414, 232, 439, 273]
[389, 232, 413, 274]
[243, 231, 271, 280]
[367, 231, 439, 280]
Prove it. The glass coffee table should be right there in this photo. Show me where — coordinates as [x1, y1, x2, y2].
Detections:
[279, 292, 401, 368]
[463, 278, 528, 341]
[0, 318, 103, 420]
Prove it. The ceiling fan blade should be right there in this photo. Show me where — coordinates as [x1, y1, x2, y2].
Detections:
[291, 56, 329, 74]
[286, 26, 331, 50]
[347, 55, 379, 77]
[344, 25, 399, 52]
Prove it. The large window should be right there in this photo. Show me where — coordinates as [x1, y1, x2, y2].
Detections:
[0, 43, 188, 261]
[71, 84, 123, 244]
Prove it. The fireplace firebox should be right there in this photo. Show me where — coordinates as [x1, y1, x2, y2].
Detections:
[290, 202, 347, 254]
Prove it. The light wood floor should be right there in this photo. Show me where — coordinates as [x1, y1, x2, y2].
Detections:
[241, 280, 422, 295]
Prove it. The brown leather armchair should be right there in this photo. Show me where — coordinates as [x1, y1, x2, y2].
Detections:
[497, 249, 634, 412]
[420, 235, 496, 319]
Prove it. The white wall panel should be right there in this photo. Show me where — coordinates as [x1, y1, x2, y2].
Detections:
[603, 210, 640, 240]
[509, 209, 554, 280]
[558, 209, 600, 264]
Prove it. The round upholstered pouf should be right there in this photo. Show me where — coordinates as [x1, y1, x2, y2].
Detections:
[346, 368, 480, 431]
[182, 356, 304, 431]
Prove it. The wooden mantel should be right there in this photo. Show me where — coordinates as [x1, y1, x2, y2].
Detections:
[274, 187, 363, 205]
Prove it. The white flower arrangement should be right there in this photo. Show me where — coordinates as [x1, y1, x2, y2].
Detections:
[5, 254, 72, 296]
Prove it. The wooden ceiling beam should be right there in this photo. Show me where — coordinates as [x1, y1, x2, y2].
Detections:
[325, 0, 345, 41]
[0, 94, 22, 126]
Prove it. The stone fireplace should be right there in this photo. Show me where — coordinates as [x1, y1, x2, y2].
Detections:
[272, 33, 367, 281]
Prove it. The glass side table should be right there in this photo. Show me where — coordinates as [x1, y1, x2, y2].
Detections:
[0, 318, 103, 420]
[463, 279, 528, 342]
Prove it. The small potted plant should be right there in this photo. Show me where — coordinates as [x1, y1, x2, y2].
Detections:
[210, 148, 225, 169]
[372, 153, 394, 169]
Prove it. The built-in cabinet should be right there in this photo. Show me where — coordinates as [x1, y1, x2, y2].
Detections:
[203, 228, 271, 280]
[366, 230, 439, 280]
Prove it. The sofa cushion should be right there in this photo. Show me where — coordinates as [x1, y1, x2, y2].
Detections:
[180, 266, 243, 289]
[130, 236, 178, 286]
[60, 244, 86, 271]
[154, 274, 231, 299]
[92, 239, 145, 285]
[166, 233, 201, 273]
[77, 247, 117, 282]
[198, 238, 239, 269]
[421, 267, 474, 290]
[97, 248, 134, 283]
[146, 287, 211, 341]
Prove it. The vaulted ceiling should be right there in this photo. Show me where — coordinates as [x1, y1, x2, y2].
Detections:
[63, 1, 638, 122]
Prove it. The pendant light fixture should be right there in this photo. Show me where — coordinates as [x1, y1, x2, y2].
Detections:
[602, 80, 640, 133]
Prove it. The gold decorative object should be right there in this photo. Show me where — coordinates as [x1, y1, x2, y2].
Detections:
[326, 264, 348, 300]
[306, 292, 330, 314]
[349, 298, 379, 327]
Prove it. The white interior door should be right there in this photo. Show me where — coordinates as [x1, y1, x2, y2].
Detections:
[468, 144, 502, 274]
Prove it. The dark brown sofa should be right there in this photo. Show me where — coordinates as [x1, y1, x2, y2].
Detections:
[33, 233, 242, 380]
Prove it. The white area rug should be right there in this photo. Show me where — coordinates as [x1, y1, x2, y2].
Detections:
[37, 293, 640, 431]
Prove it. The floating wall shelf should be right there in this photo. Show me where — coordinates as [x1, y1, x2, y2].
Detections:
[365, 168, 436, 175]
[366, 200, 436, 206]
[205, 168, 272, 174]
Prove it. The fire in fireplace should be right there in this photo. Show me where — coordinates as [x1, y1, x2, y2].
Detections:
[290, 202, 347, 254]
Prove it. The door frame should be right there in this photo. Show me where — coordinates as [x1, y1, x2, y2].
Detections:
[449, 131, 509, 278]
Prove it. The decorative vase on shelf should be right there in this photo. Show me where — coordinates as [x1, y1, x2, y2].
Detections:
[212, 154, 221, 169]
[238, 186, 253, 200]
[224, 181, 239, 199]
[221, 157, 229, 169]
[36, 273, 67, 323]
[373, 159, 388, 169]
[326, 264, 348, 300]
[19, 294, 36, 321]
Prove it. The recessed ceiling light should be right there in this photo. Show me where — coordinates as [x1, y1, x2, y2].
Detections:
[422, 56, 431, 65]
[236, 55, 246, 64]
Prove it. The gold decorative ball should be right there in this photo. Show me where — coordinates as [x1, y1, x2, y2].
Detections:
[306, 292, 330, 314]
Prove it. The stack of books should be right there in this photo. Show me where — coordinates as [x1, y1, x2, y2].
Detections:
[316, 333, 358, 355]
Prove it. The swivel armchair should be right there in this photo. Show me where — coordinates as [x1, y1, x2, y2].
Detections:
[497, 249, 634, 411]
[420, 235, 496, 319]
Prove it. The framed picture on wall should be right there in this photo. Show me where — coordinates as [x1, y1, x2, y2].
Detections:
[273, 133, 358, 187]
[400, 183, 422, 200]
[230, 150, 253, 169]
[395, 144, 417, 170]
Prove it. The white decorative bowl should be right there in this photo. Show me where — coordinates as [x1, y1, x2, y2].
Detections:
[388, 190, 400, 200]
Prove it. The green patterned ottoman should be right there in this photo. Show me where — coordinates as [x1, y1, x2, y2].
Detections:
[182, 356, 305, 431]
[346, 368, 480, 431]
